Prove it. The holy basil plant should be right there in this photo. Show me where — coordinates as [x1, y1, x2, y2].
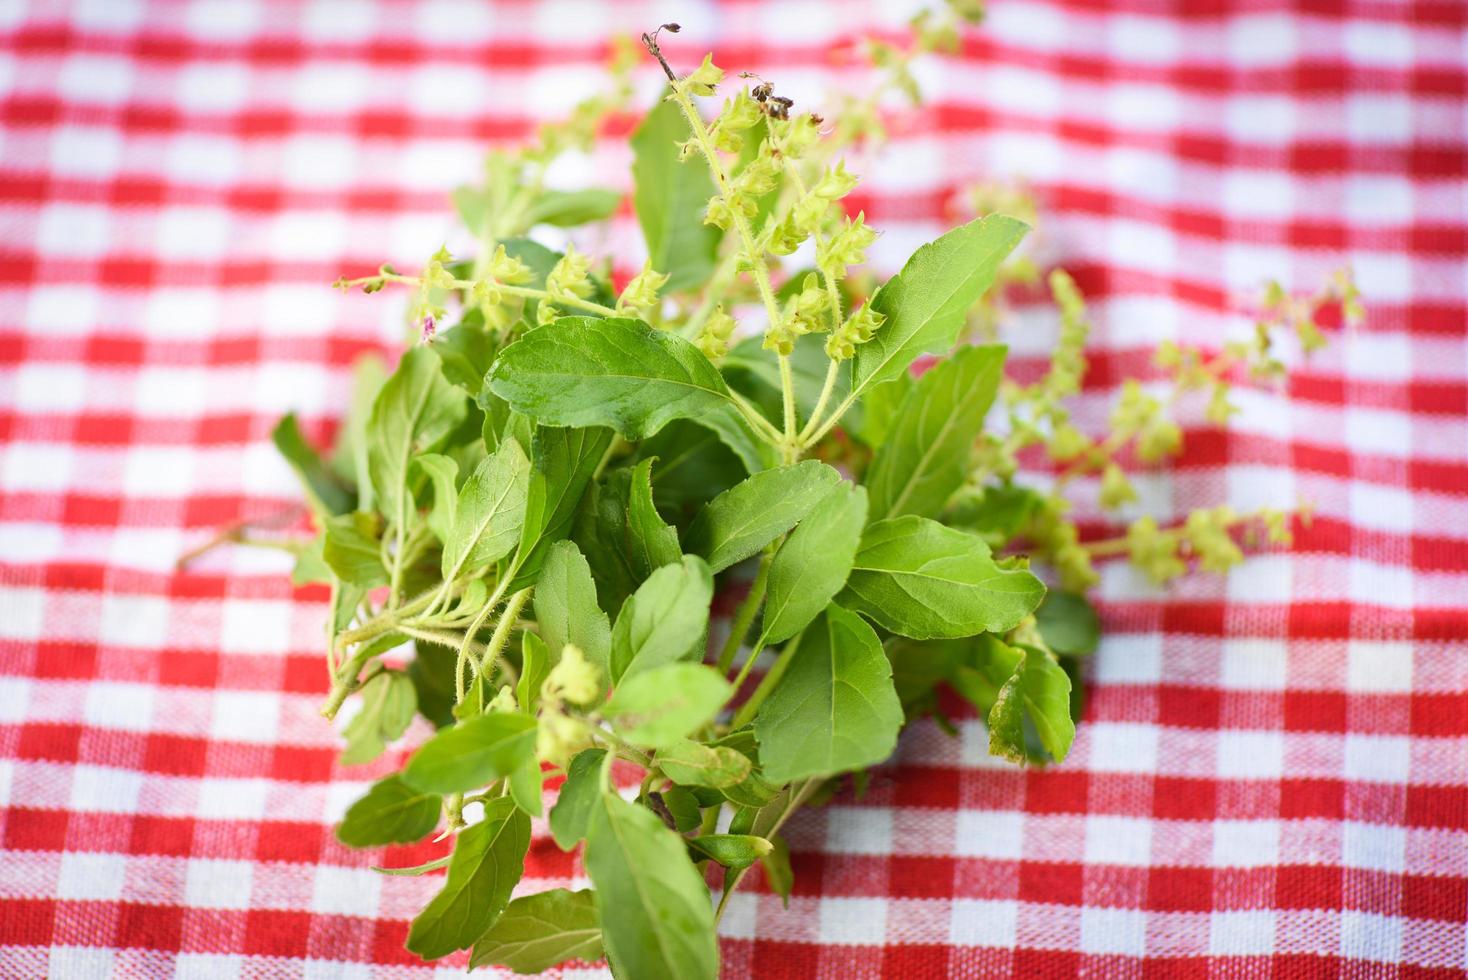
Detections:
[256, 11, 1347, 977]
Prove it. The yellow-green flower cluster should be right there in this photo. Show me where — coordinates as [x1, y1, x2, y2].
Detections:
[825, 303, 885, 360]
[1110, 380, 1182, 462]
[617, 261, 669, 315]
[696, 306, 737, 360]
[816, 213, 877, 281]
[538, 245, 594, 325]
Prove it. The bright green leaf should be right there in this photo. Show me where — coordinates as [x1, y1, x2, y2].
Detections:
[1035, 590, 1101, 656]
[687, 834, 771, 870]
[368, 346, 468, 535]
[988, 643, 1076, 764]
[754, 604, 903, 782]
[517, 631, 551, 715]
[656, 738, 752, 789]
[406, 796, 530, 960]
[585, 792, 718, 980]
[469, 888, 604, 974]
[629, 457, 682, 573]
[632, 97, 720, 293]
[762, 482, 868, 644]
[413, 452, 459, 545]
[605, 663, 732, 749]
[322, 512, 387, 588]
[839, 516, 1045, 639]
[865, 345, 1006, 521]
[684, 460, 843, 573]
[610, 555, 713, 682]
[853, 215, 1027, 399]
[549, 748, 606, 851]
[272, 413, 353, 517]
[535, 541, 612, 684]
[340, 670, 417, 766]
[525, 187, 624, 228]
[509, 424, 614, 589]
[402, 712, 538, 795]
[440, 437, 530, 581]
[336, 775, 440, 848]
[486, 316, 771, 473]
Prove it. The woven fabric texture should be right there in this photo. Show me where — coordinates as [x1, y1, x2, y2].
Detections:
[0, 1, 1465, 977]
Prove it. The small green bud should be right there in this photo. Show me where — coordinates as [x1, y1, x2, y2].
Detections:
[1099, 463, 1137, 510]
[686, 53, 724, 97]
[618, 260, 669, 313]
[825, 302, 884, 360]
[816, 212, 877, 280]
[697, 305, 737, 360]
[813, 161, 859, 200]
[486, 684, 517, 714]
[488, 244, 533, 284]
[1127, 516, 1186, 584]
[544, 643, 600, 706]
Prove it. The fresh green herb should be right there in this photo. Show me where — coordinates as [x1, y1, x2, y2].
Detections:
[231, 6, 1362, 975]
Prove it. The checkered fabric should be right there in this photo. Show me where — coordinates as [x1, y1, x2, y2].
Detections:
[1, 0, 1465, 976]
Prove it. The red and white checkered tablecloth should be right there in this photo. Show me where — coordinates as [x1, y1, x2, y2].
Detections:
[2, 1, 1465, 976]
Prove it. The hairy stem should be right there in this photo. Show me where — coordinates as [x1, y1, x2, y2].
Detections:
[656, 66, 798, 447]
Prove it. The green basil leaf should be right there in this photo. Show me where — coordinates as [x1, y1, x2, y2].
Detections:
[852, 215, 1027, 399]
[684, 460, 843, 573]
[408, 644, 458, 729]
[865, 344, 1006, 521]
[368, 346, 468, 535]
[272, 413, 353, 517]
[429, 319, 496, 394]
[406, 796, 530, 960]
[549, 748, 606, 851]
[605, 663, 732, 749]
[629, 458, 682, 573]
[656, 739, 752, 789]
[585, 792, 719, 980]
[950, 633, 1023, 717]
[509, 424, 614, 589]
[720, 770, 781, 808]
[687, 834, 771, 870]
[610, 555, 713, 682]
[631, 97, 720, 293]
[413, 452, 459, 545]
[486, 316, 771, 472]
[762, 835, 794, 908]
[336, 775, 441, 848]
[402, 712, 538, 794]
[949, 482, 1044, 544]
[535, 540, 612, 685]
[988, 643, 1075, 764]
[572, 469, 642, 616]
[761, 482, 868, 644]
[440, 436, 530, 581]
[322, 512, 387, 588]
[635, 420, 747, 522]
[754, 604, 902, 782]
[839, 516, 1045, 639]
[525, 187, 624, 228]
[517, 631, 551, 715]
[1035, 589, 1101, 656]
[469, 888, 604, 974]
[332, 353, 388, 511]
[854, 370, 912, 448]
[340, 670, 417, 766]
[509, 756, 544, 817]
[655, 786, 703, 833]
